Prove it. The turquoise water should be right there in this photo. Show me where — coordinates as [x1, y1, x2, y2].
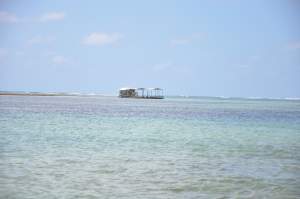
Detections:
[0, 95, 300, 198]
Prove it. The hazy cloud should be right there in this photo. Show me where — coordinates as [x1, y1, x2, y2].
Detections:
[288, 41, 300, 50]
[15, 51, 25, 56]
[27, 35, 55, 45]
[0, 11, 19, 23]
[152, 62, 192, 75]
[237, 64, 250, 69]
[235, 55, 260, 69]
[170, 39, 190, 46]
[0, 11, 65, 23]
[40, 12, 65, 22]
[82, 32, 123, 46]
[152, 62, 172, 72]
[52, 55, 68, 65]
[0, 48, 7, 57]
[0, 48, 8, 63]
[249, 55, 260, 61]
[171, 33, 205, 46]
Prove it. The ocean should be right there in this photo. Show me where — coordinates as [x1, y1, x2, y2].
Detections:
[0, 95, 300, 198]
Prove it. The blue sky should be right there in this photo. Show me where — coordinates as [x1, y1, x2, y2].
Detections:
[0, 0, 299, 97]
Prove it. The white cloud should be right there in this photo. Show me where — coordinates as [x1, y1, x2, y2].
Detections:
[27, 35, 55, 45]
[52, 55, 68, 64]
[40, 12, 65, 22]
[82, 32, 123, 46]
[0, 11, 19, 23]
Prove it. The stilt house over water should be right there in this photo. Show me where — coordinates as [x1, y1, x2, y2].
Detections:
[119, 88, 164, 99]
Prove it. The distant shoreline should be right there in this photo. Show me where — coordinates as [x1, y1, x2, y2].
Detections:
[0, 91, 107, 97]
[0, 91, 299, 101]
[0, 93, 68, 96]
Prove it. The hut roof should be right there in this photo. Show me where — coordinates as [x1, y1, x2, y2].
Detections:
[119, 87, 136, 91]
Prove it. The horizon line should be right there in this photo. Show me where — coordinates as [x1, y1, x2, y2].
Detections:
[0, 90, 299, 101]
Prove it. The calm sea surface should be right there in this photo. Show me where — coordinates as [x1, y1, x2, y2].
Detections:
[0, 95, 300, 198]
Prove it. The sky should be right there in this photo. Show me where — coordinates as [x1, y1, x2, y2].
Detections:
[0, 0, 299, 97]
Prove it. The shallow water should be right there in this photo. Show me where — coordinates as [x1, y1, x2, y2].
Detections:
[0, 96, 300, 198]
